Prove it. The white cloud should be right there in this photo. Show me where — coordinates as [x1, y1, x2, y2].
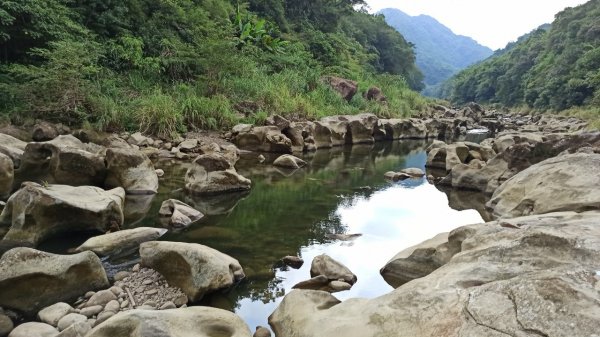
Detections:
[365, 0, 589, 49]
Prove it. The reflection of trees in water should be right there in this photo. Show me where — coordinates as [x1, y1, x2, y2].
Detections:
[120, 140, 430, 309]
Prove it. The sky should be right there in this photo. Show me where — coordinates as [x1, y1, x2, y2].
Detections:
[365, 0, 590, 50]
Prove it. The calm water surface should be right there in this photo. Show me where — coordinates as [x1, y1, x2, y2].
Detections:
[44, 140, 486, 329]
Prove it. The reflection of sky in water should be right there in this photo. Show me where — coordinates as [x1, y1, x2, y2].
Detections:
[236, 180, 483, 328]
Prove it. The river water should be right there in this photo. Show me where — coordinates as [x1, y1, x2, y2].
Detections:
[41, 139, 487, 329]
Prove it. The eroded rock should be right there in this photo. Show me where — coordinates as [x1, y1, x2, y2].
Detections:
[75, 227, 168, 257]
[140, 241, 245, 302]
[0, 248, 109, 316]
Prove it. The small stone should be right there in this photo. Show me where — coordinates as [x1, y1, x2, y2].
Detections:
[113, 271, 130, 281]
[142, 301, 157, 307]
[120, 300, 129, 309]
[132, 264, 140, 272]
[328, 280, 352, 292]
[56, 321, 91, 337]
[158, 302, 176, 310]
[57, 313, 87, 331]
[155, 169, 165, 177]
[144, 289, 158, 296]
[86, 319, 96, 328]
[257, 154, 266, 163]
[109, 287, 124, 296]
[84, 290, 117, 308]
[84, 292, 95, 299]
[38, 302, 75, 327]
[79, 306, 103, 318]
[282, 256, 304, 269]
[0, 314, 13, 337]
[135, 305, 155, 310]
[142, 279, 153, 286]
[104, 301, 120, 314]
[254, 326, 272, 337]
[7, 322, 57, 337]
[173, 295, 188, 307]
[93, 311, 115, 327]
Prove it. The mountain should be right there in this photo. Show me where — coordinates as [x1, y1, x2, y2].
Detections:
[447, 0, 600, 111]
[380, 8, 493, 96]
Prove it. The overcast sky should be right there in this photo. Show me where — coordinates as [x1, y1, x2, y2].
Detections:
[365, 0, 590, 50]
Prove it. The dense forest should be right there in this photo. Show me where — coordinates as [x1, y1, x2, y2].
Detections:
[0, 0, 426, 138]
[445, 0, 600, 112]
[380, 8, 492, 97]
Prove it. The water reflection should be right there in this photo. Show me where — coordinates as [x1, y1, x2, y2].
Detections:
[37, 139, 488, 329]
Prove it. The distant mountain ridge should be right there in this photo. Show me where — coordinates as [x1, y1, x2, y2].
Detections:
[380, 8, 493, 96]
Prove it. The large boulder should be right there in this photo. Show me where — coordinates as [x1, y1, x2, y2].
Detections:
[87, 307, 252, 337]
[184, 153, 251, 195]
[0, 183, 125, 246]
[322, 76, 358, 101]
[32, 121, 59, 142]
[0, 133, 27, 168]
[315, 119, 348, 147]
[104, 148, 159, 195]
[18, 135, 106, 186]
[139, 241, 245, 301]
[345, 114, 378, 144]
[232, 125, 292, 153]
[0, 153, 14, 199]
[269, 211, 600, 337]
[380, 119, 428, 140]
[487, 153, 600, 218]
[0, 248, 109, 316]
[74, 227, 168, 257]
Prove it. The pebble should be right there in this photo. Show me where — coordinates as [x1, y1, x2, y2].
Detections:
[173, 295, 188, 307]
[84, 292, 95, 299]
[7, 322, 58, 337]
[0, 314, 13, 337]
[142, 301, 156, 307]
[159, 302, 176, 310]
[144, 289, 158, 296]
[109, 287, 124, 296]
[135, 305, 156, 310]
[104, 300, 120, 314]
[79, 306, 103, 318]
[38, 303, 75, 327]
[113, 271, 131, 282]
[132, 264, 140, 272]
[94, 311, 115, 327]
[56, 313, 87, 331]
[142, 279, 153, 286]
[120, 300, 130, 309]
[84, 290, 117, 308]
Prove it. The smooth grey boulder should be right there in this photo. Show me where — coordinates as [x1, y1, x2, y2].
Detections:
[87, 307, 252, 337]
[8, 322, 58, 337]
[310, 254, 357, 285]
[38, 303, 75, 327]
[158, 199, 204, 229]
[0, 248, 109, 316]
[75, 227, 167, 256]
[488, 153, 600, 218]
[232, 125, 292, 153]
[18, 135, 106, 186]
[0, 314, 13, 337]
[104, 148, 159, 195]
[0, 183, 125, 246]
[0, 133, 27, 168]
[184, 153, 251, 195]
[140, 241, 245, 302]
[0, 153, 13, 199]
[272, 155, 307, 169]
[56, 314, 87, 332]
[269, 211, 600, 337]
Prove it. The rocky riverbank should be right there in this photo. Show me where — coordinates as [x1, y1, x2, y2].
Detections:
[0, 105, 597, 337]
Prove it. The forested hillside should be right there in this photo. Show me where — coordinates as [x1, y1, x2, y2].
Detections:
[446, 0, 600, 112]
[380, 8, 492, 97]
[0, 0, 426, 138]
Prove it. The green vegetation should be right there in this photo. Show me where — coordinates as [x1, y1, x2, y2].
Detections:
[445, 0, 600, 114]
[380, 8, 492, 97]
[0, 0, 426, 138]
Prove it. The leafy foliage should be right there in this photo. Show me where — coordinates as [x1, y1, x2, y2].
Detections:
[446, 0, 600, 111]
[0, 0, 426, 137]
